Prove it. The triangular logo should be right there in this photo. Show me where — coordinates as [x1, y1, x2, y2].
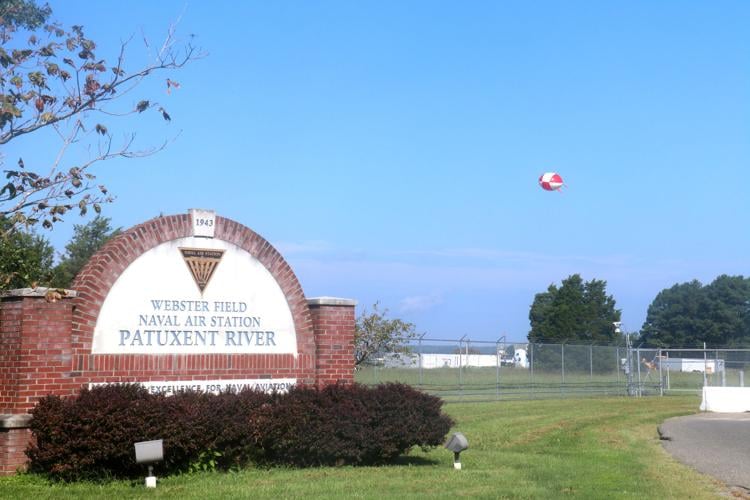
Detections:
[179, 247, 225, 293]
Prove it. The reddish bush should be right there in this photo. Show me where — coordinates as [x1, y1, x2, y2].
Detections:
[255, 383, 453, 466]
[27, 383, 453, 480]
[27, 384, 164, 479]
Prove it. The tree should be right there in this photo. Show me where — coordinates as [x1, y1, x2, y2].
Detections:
[0, 0, 51, 30]
[0, 217, 53, 288]
[0, 0, 200, 236]
[639, 275, 750, 348]
[528, 274, 621, 344]
[355, 302, 418, 366]
[50, 214, 118, 287]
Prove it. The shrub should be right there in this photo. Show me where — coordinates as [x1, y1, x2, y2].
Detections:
[254, 383, 453, 466]
[27, 383, 453, 480]
[27, 384, 163, 480]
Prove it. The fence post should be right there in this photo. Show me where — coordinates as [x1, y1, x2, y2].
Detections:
[590, 344, 593, 380]
[616, 346, 620, 384]
[665, 350, 670, 391]
[418, 333, 425, 388]
[561, 343, 565, 392]
[703, 343, 708, 387]
[636, 346, 642, 397]
[625, 336, 634, 396]
[658, 348, 663, 396]
[458, 335, 466, 400]
[496, 335, 505, 401]
[741, 370, 745, 387]
[530, 343, 534, 399]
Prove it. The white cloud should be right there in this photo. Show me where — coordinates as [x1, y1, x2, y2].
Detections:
[278, 240, 742, 338]
[274, 240, 332, 255]
[399, 293, 444, 314]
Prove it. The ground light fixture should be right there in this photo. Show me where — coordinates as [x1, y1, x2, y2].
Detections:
[445, 432, 468, 470]
[134, 439, 164, 488]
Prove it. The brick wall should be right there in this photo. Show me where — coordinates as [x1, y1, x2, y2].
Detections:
[68, 214, 319, 394]
[0, 415, 31, 475]
[0, 212, 356, 475]
[0, 292, 75, 414]
[309, 297, 356, 386]
[0, 298, 22, 412]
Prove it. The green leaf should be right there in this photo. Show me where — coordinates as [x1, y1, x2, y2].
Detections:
[39, 44, 56, 57]
[0, 182, 17, 199]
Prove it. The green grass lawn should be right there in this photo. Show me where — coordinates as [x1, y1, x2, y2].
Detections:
[356, 365, 732, 401]
[357, 366, 655, 401]
[0, 395, 724, 499]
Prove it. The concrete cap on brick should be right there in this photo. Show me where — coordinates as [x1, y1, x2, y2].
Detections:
[0, 414, 32, 429]
[1, 287, 77, 298]
[307, 296, 357, 307]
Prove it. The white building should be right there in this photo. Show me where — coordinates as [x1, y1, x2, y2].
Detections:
[380, 348, 529, 369]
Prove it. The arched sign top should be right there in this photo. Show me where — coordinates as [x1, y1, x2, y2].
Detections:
[92, 236, 297, 354]
[73, 210, 313, 357]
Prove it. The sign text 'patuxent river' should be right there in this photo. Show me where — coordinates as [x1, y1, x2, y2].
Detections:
[118, 298, 278, 348]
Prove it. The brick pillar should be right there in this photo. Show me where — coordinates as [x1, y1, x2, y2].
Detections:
[0, 289, 75, 475]
[307, 297, 356, 386]
[0, 289, 76, 414]
[0, 415, 32, 475]
[0, 297, 22, 413]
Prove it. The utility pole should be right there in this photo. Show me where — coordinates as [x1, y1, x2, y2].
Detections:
[618, 322, 635, 396]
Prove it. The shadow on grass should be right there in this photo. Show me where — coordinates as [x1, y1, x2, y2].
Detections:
[388, 455, 441, 466]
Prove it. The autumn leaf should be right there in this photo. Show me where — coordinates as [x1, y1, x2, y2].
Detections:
[166, 78, 181, 94]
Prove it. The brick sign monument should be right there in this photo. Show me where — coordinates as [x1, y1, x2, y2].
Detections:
[0, 210, 356, 473]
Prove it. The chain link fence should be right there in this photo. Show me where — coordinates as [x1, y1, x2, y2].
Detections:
[658, 348, 750, 393]
[355, 339, 750, 402]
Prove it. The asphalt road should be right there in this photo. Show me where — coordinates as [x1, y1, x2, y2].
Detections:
[659, 412, 750, 489]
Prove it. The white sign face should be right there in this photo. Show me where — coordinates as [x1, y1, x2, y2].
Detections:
[190, 208, 216, 238]
[92, 236, 297, 355]
[90, 378, 296, 396]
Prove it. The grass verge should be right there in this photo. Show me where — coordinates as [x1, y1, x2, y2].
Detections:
[0, 395, 723, 499]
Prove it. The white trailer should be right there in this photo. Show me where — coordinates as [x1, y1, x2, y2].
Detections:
[659, 357, 725, 374]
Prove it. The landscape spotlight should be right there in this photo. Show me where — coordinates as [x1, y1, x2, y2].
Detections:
[444, 432, 468, 470]
[134, 439, 164, 488]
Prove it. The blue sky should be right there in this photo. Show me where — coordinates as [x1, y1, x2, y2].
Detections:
[6, 1, 749, 341]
